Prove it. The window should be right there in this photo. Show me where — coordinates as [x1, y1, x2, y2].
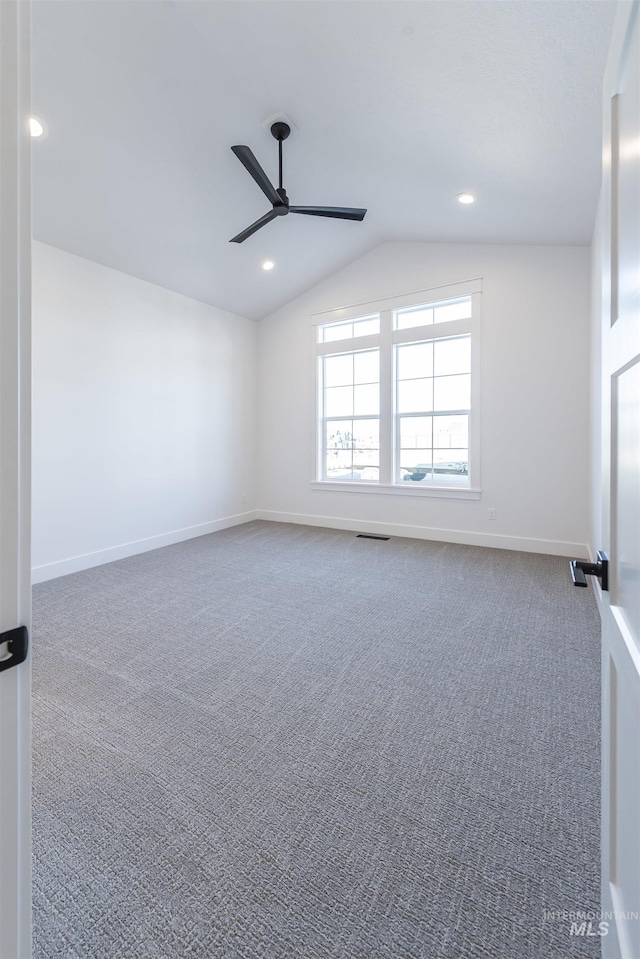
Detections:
[396, 332, 471, 486]
[315, 281, 480, 494]
[323, 349, 380, 481]
[320, 314, 379, 343]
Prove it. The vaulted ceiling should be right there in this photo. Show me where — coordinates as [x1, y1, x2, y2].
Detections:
[32, 1, 617, 320]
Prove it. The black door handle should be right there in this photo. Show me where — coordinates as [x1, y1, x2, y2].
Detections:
[0, 625, 28, 672]
[570, 551, 608, 591]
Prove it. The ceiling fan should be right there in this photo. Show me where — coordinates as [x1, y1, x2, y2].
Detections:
[229, 122, 367, 244]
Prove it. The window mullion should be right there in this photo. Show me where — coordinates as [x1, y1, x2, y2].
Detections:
[317, 332, 380, 356]
[378, 310, 393, 485]
[392, 317, 471, 345]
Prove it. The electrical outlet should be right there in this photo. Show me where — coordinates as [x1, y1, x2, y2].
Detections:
[488, 508, 496, 520]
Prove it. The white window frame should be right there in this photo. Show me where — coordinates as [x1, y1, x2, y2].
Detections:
[311, 278, 482, 499]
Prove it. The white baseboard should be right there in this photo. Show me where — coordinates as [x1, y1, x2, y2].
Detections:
[256, 509, 587, 558]
[32, 510, 258, 584]
[32, 507, 587, 583]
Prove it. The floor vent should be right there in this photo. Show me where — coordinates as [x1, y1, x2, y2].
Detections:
[357, 533, 390, 541]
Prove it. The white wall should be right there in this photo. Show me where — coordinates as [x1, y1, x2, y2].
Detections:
[32, 241, 257, 581]
[33, 239, 591, 576]
[258, 241, 591, 555]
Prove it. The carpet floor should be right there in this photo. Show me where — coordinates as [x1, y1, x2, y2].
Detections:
[32, 521, 601, 959]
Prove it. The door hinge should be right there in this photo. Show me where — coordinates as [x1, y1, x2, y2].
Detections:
[0, 626, 29, 673]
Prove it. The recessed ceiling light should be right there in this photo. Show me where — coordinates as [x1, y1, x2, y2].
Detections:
[262, 260, 275, 271]
[457, 193, 476, 205]
[29, 116, 46, 138]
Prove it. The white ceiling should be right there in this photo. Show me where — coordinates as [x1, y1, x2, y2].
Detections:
[32, 0, 617, 321]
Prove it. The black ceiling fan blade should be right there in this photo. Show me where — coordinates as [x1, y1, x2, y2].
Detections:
[229, 209, 278, 244]
[231, 145, 281, 207]
[289, 206, 367, 221]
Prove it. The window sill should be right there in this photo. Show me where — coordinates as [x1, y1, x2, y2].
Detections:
[311, 481, 481, 500]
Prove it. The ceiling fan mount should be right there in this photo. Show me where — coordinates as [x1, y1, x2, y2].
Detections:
[270, 121, 291, 142]
[229, 124, 366, 244]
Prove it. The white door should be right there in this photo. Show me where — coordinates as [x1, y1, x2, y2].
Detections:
[0, 1, 32, 957]
[600, 3, 640, 958]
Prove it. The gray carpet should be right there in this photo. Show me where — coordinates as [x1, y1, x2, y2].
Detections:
[32, 521, 601, 959]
